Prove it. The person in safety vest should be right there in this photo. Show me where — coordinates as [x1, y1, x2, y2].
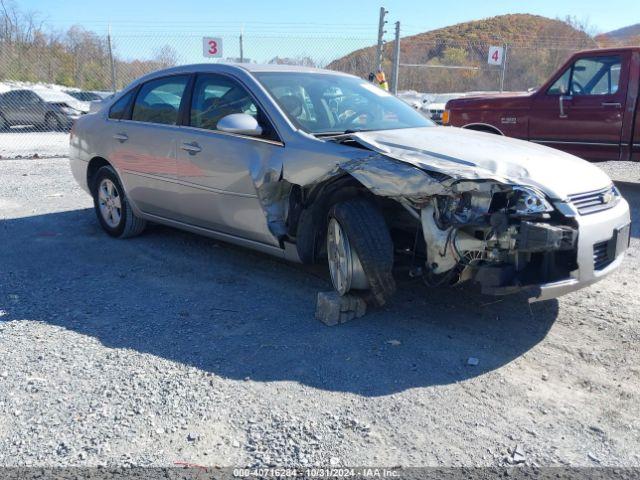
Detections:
[375, 69, 389, 91]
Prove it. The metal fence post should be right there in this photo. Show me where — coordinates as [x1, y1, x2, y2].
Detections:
[499, 43, 508, 92]
[375, 6, 388, 72]
[107, 25, 117, 92]
[391, 21, 400, 94]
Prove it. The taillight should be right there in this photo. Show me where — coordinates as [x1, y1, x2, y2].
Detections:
[442, 110, 450, 125]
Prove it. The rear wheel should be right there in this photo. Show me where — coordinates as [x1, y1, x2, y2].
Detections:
[327, 199, 396, 306]
[92, 165, 146, 238]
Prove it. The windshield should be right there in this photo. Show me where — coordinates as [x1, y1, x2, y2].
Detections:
[254, 72, 433, 135]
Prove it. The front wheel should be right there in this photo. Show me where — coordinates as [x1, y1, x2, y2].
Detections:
[327, 199, 396, 306]
[92, 165, 146, 238]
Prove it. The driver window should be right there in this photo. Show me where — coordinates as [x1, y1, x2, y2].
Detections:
[547, 68, 570, 95]
[190, 74, 277, 140]
[571, 56, 621, 96]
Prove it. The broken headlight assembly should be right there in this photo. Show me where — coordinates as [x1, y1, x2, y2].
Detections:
[419, 181, 578, 289]
[510, 186, 554, 215]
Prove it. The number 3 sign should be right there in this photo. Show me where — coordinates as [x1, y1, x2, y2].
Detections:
[487, 46, 504, 66]
[203, 37, 223, 58]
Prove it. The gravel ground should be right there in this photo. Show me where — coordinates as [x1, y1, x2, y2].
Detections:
[1, 157, 639, 468]
[595, 161, 640, 184]
[0, 130, 69, 159]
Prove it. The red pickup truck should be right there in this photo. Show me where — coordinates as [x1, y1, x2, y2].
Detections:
[443, 47, 640, 162]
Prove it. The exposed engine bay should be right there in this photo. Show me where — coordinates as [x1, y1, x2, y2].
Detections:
[316, 136, 581, 297]
[414, 180, 578, 294]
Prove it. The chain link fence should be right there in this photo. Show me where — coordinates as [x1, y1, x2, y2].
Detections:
[1, 28, 594, 158]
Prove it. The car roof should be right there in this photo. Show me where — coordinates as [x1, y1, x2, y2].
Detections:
[236, 63, 347, 74]
[128, 63, 354, 88]
[576, 46, 640, 55]
[184, 62, 350, 75]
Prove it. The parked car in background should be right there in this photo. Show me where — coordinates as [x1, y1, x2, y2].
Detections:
[65, 90, 104, 102]
[88, 92, 115, 114]
[397, 90, 425, 110]
[444, 47, 640, 162]
[421, 93, 465, 124]
[0, 88, 89, 131]
[398, 92, 468, 124]
[70, 64, 629, 306]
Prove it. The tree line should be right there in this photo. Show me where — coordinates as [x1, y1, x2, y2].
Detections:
[0, 0, 178, 91]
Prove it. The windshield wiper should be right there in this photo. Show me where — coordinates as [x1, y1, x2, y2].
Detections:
[313, 131, 348, 137]
[314, 128, 375, 138]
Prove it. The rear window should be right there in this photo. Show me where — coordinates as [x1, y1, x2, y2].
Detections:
[108, 90, 135, 120]
[131, 76, 189, 125]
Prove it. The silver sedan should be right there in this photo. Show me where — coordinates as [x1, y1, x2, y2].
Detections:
[70, 64, 630, 306]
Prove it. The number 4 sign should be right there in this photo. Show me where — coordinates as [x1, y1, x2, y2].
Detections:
[203, 37, 223, 58]
[488, 46, 504, 65]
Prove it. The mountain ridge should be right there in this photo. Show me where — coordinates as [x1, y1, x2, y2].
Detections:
[328, 14, 596, 93]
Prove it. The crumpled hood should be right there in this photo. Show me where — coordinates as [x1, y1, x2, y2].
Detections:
[352, 126, 612, 199]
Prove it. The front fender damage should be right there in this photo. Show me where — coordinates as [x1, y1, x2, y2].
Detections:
[338, 155, 450, 202]
[251, 149, 457, 242]
[250, 135, 578, 302]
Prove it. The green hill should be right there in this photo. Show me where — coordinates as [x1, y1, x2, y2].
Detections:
[329, 14, 597, 93]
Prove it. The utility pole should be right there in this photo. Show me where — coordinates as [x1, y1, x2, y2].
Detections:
[499, 43, 508, 92]
[107, 25, 116, 93]
[239, 25, 244, 63]
[375, 6, 388, 72]
[391, 21, 400, 94]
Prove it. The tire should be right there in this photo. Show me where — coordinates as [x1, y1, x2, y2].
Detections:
[328, 198, 396, 307]
[92, 165, 146, 238]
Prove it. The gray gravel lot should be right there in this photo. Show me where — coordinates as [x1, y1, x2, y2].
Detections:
[1, 157, 639, 468]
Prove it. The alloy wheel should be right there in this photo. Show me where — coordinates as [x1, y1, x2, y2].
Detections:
[98, 178, 122, 228]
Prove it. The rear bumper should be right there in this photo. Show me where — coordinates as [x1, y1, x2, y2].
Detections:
[69, 156, 90, 195]
[529, 198, 630, 302]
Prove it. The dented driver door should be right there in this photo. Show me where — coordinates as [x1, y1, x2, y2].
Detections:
[175, 73, 283, 245]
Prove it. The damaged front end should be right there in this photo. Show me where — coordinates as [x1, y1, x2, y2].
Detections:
[327, 136, 580, 300]
[254, 130, 584, 302]
[416, 181, 578, 297]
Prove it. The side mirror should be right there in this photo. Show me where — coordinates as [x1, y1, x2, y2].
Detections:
[217, 113, 263, 136]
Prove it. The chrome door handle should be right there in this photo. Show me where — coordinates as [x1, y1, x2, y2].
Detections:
[559, 95, 572, 118]
[181, 142, 201, 154]
[113, 133, 128, 142]
[601, 102, 622, 108]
